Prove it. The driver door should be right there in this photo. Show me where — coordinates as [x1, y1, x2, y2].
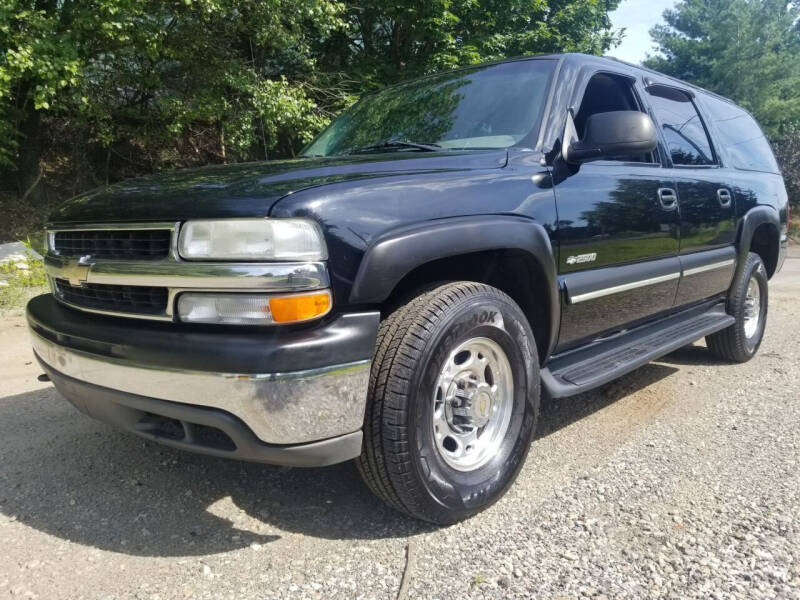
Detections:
[553, 71, 680, 351]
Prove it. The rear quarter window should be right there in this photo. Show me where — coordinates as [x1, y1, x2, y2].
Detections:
[701, 95, 780, 174]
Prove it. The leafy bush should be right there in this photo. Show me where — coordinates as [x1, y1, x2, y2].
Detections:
[789, 214, 800, 242]
[0, 0, 622, 241]
[773, 123, 800, 210]
[0, 247, 47, 311]
[644, 0, 800, 213]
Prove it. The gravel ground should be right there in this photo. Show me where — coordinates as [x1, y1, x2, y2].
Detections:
[0, 248, 798, 600]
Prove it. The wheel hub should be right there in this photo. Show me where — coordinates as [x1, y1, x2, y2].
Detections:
[445, 378, 494, 430]
[433, 337, 514, 472]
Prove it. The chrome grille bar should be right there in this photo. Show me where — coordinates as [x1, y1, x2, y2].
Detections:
[44, 222, 330, 321]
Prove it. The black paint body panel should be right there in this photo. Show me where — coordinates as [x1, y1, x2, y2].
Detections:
[43, 53, 790, 370]
[50, 151, 509, 224]
[675, 246, 737, 306]
[269, 150, 559, 313]
[673, 173, 737, 254]
[558, 256, 680, 349]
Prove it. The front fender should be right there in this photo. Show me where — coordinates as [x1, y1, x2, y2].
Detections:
[348, 215, 560, 354]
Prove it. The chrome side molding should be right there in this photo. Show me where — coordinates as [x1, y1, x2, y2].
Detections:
[569, 272, 680, 304]
[682, 259, 735, 277]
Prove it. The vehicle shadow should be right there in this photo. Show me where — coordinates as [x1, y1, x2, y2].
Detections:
[656, 343, 732, 367]
[535, 361, 679, 440]
[0, 357, 685, 557]
[0, 386, 429, 557]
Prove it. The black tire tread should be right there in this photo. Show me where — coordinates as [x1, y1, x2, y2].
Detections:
[356, 281, 517, 521]
[706, 252, 766, 363]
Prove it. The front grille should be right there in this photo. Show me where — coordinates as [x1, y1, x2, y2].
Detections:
[53, 229, 171, 260]
[55, 280, 168, 315]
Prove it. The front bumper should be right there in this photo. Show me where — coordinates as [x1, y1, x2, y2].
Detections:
[28, 294, 380, 466]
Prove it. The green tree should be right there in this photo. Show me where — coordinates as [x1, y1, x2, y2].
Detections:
[0, 0, 345, 204]
[773, 124, 800, 210]
[318, 0, 621, 89]
[1, 0, 624, 240]
[644, 0, 800, 138]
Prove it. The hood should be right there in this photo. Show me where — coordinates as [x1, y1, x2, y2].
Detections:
[49, 150, 508, 225]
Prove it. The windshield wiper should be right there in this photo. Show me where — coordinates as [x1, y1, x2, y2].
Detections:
[348, 139, 443, 154]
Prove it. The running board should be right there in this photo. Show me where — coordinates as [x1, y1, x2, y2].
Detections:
[541, 302, 734, 398]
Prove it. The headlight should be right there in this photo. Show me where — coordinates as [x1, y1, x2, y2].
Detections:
[178, 218, 327, 261]
[177, 291, 332, 325]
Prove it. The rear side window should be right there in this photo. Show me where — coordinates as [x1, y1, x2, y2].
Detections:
[646, 86, 716, 166]
[701, 96, 780, 173]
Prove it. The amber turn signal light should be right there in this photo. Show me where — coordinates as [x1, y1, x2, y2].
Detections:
[177, 290, 332, 325]
[268, 291, 332, 323]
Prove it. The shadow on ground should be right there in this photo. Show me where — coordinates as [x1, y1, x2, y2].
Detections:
[0, 347, 715, 557]
[656, 343, 732, 367]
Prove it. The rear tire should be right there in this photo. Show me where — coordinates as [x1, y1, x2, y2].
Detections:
[706, 252, 768, 363]
[357, 282, 539, 524]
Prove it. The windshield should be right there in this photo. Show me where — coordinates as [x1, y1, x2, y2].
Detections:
[303, 59, 556, 157]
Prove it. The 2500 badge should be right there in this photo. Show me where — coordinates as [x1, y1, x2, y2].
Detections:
[566, 253, 597, 265]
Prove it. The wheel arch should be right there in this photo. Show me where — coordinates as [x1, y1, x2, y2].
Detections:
[736, 206, 781, 279]
[348, 216, 560, 360]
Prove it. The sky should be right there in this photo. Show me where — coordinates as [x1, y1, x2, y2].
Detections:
[607, 0, 678, 64]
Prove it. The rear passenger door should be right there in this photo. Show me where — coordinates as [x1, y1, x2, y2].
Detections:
[645, 85, 737, 306]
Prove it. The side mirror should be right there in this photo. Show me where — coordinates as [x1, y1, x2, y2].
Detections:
[564, 111, 658, 164]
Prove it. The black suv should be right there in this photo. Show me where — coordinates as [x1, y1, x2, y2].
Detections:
[28, 53, 789, 524]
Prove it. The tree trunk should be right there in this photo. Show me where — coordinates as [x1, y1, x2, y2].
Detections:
[15, 105, 47, 206]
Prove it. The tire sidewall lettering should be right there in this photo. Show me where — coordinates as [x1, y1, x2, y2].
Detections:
[410, 298, 537, 514]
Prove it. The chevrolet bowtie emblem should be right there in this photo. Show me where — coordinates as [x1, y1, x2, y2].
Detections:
[63, 255, 93, 286]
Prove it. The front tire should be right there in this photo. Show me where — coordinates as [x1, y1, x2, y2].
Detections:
[706, 252, 768, 362]
[357, 282, 539, 524]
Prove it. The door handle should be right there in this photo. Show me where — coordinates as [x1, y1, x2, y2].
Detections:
[717, 188, 732, 208]
[657, 188, 678, 211]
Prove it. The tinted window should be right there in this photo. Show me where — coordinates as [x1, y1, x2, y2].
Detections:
[702, 96, 779, 173]
[304, 60, 555, 156]
[574, 73, 654, 163]
[647, 87, 715, 166]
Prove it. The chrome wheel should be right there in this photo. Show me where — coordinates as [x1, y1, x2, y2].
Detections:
[432, 337, 514, 472]
[743, 276, 761, 339]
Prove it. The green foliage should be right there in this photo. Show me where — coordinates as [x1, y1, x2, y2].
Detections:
[320, 0, 622, 89]
[0, 249, 47, 311]
[773, 123, 800, 208]
[790, 215, 800, 240]
[644, 1, 800, 135]
[644, 0, 800, 207]
[0, 0, 622, 241]
[0, 0, 346, 169]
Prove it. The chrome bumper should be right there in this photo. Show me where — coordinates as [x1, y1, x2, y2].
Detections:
[31, 330, 371, 445]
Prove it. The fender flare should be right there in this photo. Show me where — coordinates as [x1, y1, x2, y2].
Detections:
[348, 215, 560, 355]
[736, 205, 781, 276]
